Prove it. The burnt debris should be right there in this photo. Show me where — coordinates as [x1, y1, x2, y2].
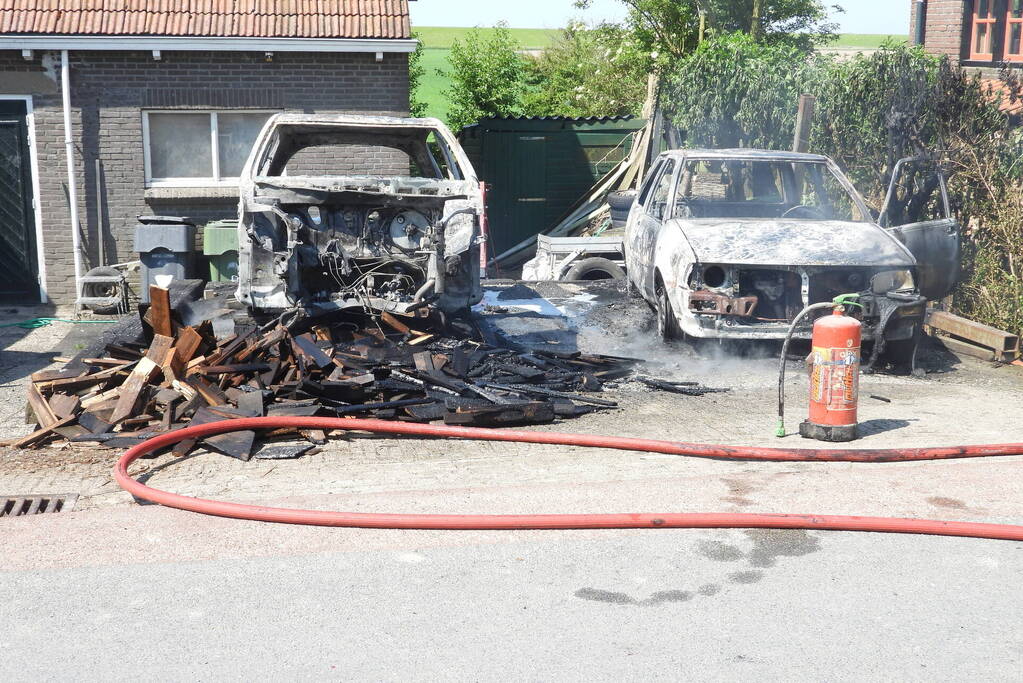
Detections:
[12, 286, 645, 459]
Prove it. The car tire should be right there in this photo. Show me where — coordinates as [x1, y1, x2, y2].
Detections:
[655, 279, 679, 342]
[607, 190, 636, 229]
[883, 337, 919, 372]
[563, 257, 626, 281]
[80, 266, 124, 315]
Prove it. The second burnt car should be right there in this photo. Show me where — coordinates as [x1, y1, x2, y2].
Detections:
[624, 149, 960, 367]
[236, 114, 484, 317]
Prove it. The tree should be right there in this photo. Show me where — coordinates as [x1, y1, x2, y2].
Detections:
[408, 31, 427, 118]
[443, 24, 528, 130]
[573, 0, 840, 66]
[522, 21, 649, 118]
[665, 32, 816, 149]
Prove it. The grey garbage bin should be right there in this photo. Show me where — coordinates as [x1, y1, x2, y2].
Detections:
[134, 215, 196, 303]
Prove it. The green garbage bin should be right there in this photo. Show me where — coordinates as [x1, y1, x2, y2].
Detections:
[203, 219, 239, 282]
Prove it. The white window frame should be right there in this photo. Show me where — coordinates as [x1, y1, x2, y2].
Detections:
[142, 109, 277, 188]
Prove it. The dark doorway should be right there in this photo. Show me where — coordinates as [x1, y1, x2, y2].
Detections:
[0, 99, 39, 302]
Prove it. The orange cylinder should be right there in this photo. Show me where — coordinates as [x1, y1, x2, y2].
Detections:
[801, 308, 861, 442]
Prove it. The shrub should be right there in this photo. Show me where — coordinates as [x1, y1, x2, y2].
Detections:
[663, 37, 1023, 337]
[443, 24, 528, 131]
[522, 21, 649, 118]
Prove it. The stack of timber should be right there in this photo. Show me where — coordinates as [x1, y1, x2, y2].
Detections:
[925, 310, 1020, 363]
[12, 287, 641, 459]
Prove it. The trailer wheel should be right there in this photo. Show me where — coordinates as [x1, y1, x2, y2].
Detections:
[563, 257, 626, 281]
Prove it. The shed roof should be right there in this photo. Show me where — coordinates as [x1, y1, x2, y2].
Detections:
[0, 0, 410, 40]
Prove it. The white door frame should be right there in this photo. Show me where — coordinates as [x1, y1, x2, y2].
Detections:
[0, 94, 48, 303]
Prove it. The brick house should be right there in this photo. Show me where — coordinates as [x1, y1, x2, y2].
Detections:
[0, 1, 415, 305]
[912, 0, 1023, 71]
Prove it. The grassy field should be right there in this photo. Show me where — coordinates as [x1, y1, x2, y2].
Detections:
[416, 31, 908, 122]
[831, 33, 907, 48]
[414, 26, 560, 50]
[415, 27, 562, 122]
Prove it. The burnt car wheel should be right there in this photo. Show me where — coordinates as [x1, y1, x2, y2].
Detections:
[882, 338, 919, 371]
[655, 280, 679, 342]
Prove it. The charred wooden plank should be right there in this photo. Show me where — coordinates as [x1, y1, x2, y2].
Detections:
[205, 328, 255, 366]
[7, 415, 76, 449]
[47, 393, 82, 420]
[173, 326, 204, 372]
[481, 382, 618, 407]
[26, 383, 58, 428]
[236, 390, 266, 417]
[186, 376, 230, 406]
[38, 363, 134, 393]
[200, 363, 272, 375]
[254, 443, 315, 460]
[189, 406, 256, 461]
[443, 401, 555, 427]
[292, 334, 334, 369]
[108, 356, 162, 424]
[31, 368, 86, 383]
[380, 311, 412, 335]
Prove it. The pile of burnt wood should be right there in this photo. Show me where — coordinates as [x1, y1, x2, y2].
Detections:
[14, 287, 640, 461]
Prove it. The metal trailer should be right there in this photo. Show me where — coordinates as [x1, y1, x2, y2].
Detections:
[525, 234, 627, 282]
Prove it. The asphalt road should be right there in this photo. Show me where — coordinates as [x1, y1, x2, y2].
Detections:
[2, 283, 1021, 679]
[1, 520, 1021, 680]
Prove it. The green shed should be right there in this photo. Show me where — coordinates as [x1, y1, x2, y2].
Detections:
[458, 116, 646, 258]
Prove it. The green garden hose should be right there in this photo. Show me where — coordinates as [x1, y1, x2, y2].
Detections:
[0, 318, 118, 330]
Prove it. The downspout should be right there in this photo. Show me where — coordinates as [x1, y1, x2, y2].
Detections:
[61, 49, 85, 301]
[914, 0, 927, 46]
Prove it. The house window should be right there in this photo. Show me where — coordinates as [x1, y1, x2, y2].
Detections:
[970, 0, 997, 61]
[143, 111, 274, 186]
[1007, 0, 1023, 61]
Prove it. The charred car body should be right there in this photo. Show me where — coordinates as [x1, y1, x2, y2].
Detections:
[624, 150, 961, 365]
[236, 114, 484, 316]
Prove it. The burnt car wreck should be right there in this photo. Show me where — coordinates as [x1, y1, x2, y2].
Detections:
[625, 150, 961, 366]
[236, 114, 484, 317]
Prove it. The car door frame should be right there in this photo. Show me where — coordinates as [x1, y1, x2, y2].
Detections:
[878, 156, 962, 301]
[634, 156, 680, 298]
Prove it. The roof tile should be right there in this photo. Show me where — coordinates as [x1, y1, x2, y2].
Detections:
[0, 0, 410, 38]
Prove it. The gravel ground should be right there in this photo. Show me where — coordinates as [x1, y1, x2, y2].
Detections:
[0, 283, 1020, 516]
[2, 287, 1022, 681]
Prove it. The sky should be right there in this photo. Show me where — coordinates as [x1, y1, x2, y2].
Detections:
[409, 0, 911, 35]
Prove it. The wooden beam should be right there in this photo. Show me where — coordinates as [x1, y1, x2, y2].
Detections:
[148, 286, 173, 337]
[108, 356, 161, 424]
[26, 383, 58, 428]
[173, 326, 204, 372]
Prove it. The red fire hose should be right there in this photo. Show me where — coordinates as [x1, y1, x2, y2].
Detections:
[114, 417, 1023, 541]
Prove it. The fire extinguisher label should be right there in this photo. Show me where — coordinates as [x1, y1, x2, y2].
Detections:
[810, 346, 860, 411]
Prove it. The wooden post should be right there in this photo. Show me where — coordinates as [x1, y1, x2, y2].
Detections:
[699, 11, 707, 45]
[792, 94, 816, 153]
[752, 0, 763, 39]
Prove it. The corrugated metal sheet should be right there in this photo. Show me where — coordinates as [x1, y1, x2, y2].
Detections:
[0, 0, 410, 39]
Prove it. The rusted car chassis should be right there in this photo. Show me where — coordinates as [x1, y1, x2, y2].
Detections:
[683, 263, 925, 342]
[236, 115, 484, 317]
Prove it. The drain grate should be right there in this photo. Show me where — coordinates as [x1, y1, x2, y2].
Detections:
[0, 494, 78, 518]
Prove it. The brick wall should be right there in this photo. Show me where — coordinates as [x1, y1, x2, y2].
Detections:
[911, 0, 967, 61]
[0, 49, 409, 304]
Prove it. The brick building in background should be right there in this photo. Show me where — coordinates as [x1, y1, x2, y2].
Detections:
[0, 1, 415, 305]
[911, 0, 1023, 71]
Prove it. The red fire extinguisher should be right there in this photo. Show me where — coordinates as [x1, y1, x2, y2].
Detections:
[799, 299, 862, 442]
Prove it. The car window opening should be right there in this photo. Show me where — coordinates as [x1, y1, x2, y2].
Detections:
[675, 159, 866, 222]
